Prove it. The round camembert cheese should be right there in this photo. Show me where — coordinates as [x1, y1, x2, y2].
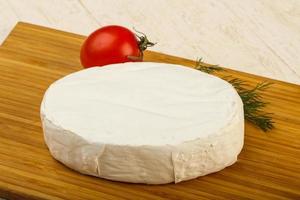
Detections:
[41, 62, 244, 184]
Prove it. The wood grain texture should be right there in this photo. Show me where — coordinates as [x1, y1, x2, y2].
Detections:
[0, 0, 300, 85]
[0, 22, 299, 200]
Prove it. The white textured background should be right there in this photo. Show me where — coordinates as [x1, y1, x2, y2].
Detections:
[1, 0, 300, 84]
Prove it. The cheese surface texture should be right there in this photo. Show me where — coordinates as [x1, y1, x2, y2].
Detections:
[41, 62, 244, 184]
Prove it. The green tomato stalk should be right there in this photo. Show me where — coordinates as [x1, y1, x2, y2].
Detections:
[127, 28, 156, 61]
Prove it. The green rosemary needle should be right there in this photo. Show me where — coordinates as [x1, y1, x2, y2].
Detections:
[195, 58, 224, 74]
[195, 59, 274, 132]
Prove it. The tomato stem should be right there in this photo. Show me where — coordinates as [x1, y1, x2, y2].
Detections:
[133, 27, 156, 52]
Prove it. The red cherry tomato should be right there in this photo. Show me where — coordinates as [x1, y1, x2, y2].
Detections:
[81, 25, 148, 68]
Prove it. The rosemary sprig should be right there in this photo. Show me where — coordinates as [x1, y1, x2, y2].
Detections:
[196, 59, 274, 132]
[195, 58, 223, 74]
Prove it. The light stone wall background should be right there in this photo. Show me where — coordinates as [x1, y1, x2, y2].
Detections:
[0, 0, 300, 85]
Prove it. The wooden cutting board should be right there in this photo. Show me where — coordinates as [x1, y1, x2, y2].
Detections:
[0, 22, 299, 200]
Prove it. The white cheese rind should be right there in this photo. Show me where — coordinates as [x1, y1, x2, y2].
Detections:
[41, 62, 244, 184]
